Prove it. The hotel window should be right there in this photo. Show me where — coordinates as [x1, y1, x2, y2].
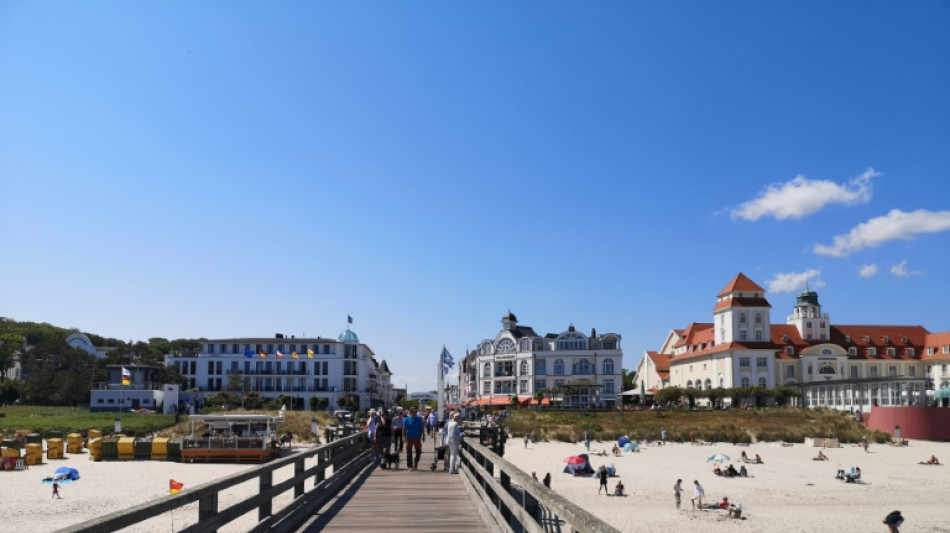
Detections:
[536, 379, 546, 390]
[208, 344, 215, 354]
[820, 322, 826, 329]
[554, 379, 565, 388]
[786, 366, 795, 377]
[851, 366, 859, 378]
[520, 380, 528, 393]
[740, 330, 747, 341]
[232, 344, 239, 353]
[907, 348, 915, 357]
[943, 346, 949, 354]
[603, 358, 615, 375]
[554, 359, 565, 375]
[741, 377, 750, 387]
[739, 313, 746, 324]
[482, 381, 490, 394]
[604, 380, 615, 394]
[887, 348, 896, 356]
[267, 344, 274, 353]
[785, 347, 794, 355]
[520, 360, 528, 376]
[739, 357, 750, 367]
[870, 366, 879, 377]
[868, 348, 877, 356]
[757, 357, 767, 367]
[535, 360, 547, 376]
[888, 366, 897, 377]
[758, 377, 767, 387]
[806, 321, 812, 329]
[755, 330, 763, 341]
[755, 312, 762, 324]
[848, 347, 857, 356]
[909, 367, 916, 377]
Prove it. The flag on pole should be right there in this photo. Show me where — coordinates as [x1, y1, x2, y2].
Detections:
[439, 346, 454, 375]
[169, 479, 183, 494]
[244, 347, 253, 359]
[276, 350, 284, 359]
[121, 367, 131, 386]
[347, 315, 353, 324]
[259, 349, 267, 358]
[291, 351, 299, 359]
[306, 348, 314, 358]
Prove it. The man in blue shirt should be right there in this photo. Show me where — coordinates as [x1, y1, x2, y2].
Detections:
[403, 407, 425, 470]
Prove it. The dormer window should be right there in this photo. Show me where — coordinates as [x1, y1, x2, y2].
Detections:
[868, 347, 877, 356]
[848, 347, 857, 356]
[883, 336, 890, 344]
[785, 347, 794, 355]
[887, 347, 896, 356]
[864, 335, 871, 343]
[902, 336, 909, 344]
[782, 334, 789, 343]
[845, 335, 851, 343]
[907, 348, 915, 357]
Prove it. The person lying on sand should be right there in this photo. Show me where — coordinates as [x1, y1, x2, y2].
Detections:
[814, 450, 829, 461]
[920, 455, 940, 465]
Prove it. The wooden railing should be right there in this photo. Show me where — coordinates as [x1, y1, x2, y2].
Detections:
[460, 424, 621, 533]
[56, 430, 370, 533]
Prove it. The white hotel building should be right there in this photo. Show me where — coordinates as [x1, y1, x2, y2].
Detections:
[636, 273, 950, 411]
[164, 328, 393, 412]
[461, 312, 623, 408]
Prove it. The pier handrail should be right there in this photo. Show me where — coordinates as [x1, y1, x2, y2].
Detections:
[56, 429, 369, 533]
[460, 424, 621, 533]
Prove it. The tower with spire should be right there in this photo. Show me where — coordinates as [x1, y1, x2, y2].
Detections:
[787, 286, 830, 341]
[713, 273, 772, 344]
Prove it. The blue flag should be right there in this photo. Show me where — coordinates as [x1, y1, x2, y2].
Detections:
[440, 346, 454, 374]
[244, 347, 253, 359]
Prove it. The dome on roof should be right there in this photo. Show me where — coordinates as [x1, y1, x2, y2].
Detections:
[339, 329, 359, 343]
[795, 288, 820, 307]
[502, 310, 518, 322]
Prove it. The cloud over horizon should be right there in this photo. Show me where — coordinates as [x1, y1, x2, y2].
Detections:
[813, 209, 950, 257]
[731, 168, 877, 221]
[890, 260, 922, 278]
[858, 264, 878, 278]
[766, 269, 825, 293]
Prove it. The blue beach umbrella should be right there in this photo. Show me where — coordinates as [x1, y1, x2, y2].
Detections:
[706, 453, 730, 462]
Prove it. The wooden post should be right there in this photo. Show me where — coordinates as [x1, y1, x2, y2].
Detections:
[259, 470, 272, 521]
[294, 457, 305, 498]
[198, 492, 218, 530]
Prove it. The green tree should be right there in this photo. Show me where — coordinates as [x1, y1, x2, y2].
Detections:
[0, 332, 22, 381]
[622, 368, 637, 392]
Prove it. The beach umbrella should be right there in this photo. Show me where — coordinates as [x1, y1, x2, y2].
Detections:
[563, 455, 586, 464]
[618, 436, 631, 447]
[706, 453, 730, 462]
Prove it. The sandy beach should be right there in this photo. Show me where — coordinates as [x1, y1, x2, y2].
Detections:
[3, 438, 949, 532]
[503, 437, 950, 533]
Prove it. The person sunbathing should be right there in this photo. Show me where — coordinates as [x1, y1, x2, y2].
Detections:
[725, 464, 738, 477]
[922, 455, 940, 465]
[815, 450, 829, 461]
[739, 465, 748, 477]
[612, 444, 621, 456]
[740, 451, 750, 463]
[713, 464, 723, 476]
[754, 453, 763, 464]
[705, 497, 730, 510]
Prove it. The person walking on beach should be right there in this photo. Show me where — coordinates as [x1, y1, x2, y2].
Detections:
[523, 432, 529, 448]
[403, 406, 425, 470]
[691, 480, 704, 510]
[598, 465, 609, 495]
[674, 479, 683, 510]
[584, 430, 591, 451]
[661, 427, 668, 444]
[52, 481, 61, 499]
[543, 472, 551, 489]
[883, 510, 904, 533]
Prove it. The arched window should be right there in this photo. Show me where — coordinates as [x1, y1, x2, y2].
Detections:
[520, 339, 531, 352]
[758, 377, 767, 387]
[696, 381, 703, 391]
[554, 359, 565, 375]
[704, 379, 712, 389]
[686, 380, 693, 388]
[573, 358, 594, 374]
[556, 333, 588, 351]
[603, 358, 615, 375]
[496, 338, 515, 354]
[483, 363, 491, 378]
[520, 360, 528, 376]
[741, 377, 750, 387]
[818, 364, 836, 375]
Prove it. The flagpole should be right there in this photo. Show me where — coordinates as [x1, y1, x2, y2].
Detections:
[437, 346, 445, 422]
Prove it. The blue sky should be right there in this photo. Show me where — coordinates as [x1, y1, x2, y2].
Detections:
[2, 2, 949, 393]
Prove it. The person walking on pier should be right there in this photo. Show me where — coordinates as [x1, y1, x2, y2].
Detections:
[446, 413, 464, 474]
[403, 406, 425, 470]
[374, 410, 392, 466]
[391, 410, 404, 452]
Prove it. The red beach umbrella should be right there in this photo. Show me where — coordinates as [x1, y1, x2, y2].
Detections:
[563, 455, 586, 464]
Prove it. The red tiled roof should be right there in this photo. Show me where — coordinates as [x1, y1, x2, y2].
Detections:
[712, 296, 772, 312]
[922, 331, 950, 360]
[717, 273, 766, 297]
[647, 351, 671, 371]
[673, 323, 714, 348]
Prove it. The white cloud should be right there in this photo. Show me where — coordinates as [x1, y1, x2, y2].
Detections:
[731, 168, 878, 221]
[890, 260, 921, 278]
[766, 269, 825, 293]
[858, 264, 878, 278]
[814, 209, 950, 257]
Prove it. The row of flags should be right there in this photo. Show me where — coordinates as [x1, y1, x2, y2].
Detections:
[244, 348, 316, 359]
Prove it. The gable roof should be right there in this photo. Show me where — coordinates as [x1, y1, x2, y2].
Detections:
[717, 273, 766, 297]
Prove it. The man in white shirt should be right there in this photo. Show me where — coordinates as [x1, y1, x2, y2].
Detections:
[446, 413, 464, 474]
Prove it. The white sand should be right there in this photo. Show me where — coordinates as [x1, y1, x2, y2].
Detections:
[4, 439, 949, 532]
[503, 438, 950, 533]
[2, 445, 310, 533]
